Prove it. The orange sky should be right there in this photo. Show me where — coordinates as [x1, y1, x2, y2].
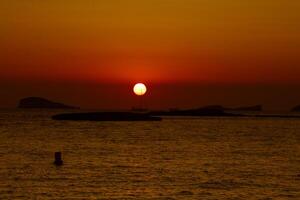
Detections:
[1, 0, 300, 109]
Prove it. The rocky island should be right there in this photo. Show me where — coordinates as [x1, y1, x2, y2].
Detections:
[52, 112, 162, 121]
[149, 106, 243, 117]
[226, 105, 262, 112]
[200, 105, 263, 112]
[51, 106, 239, 122]
[149, 105, 299, 119]
[18, 97, 79, 109]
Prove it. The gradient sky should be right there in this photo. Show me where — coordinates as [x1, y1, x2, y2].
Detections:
[1, 0, 300, 109]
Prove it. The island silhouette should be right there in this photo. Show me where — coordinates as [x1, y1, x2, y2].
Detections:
[18, 97, 79, 109]
[52, 112, 162, 121]
[16, 97, 300, 121]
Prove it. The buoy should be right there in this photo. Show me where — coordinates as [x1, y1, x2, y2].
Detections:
[54, 152, 63, 166]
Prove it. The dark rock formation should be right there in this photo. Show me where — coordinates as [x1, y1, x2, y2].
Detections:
[226, 105, 262, 112]
[189, 105, 263, 112]
[253, 114, 300, 119]
[150, 106, 241, 117]
[291, 105, 300, 112]
[18, 97, 79, 109]
[52, 112, 162, 121]
[149, 105, 262, 117]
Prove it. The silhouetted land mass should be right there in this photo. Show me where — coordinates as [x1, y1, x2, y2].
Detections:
[18, 97, 79, 109]
[291, 105, 300, 112]
[253, 114, 300, 119]
[52, 112, 162, 121]
[202, 105, 262, 111]
[226, 105, 262, 111]
[150, 106, 242, 117]
[149, 106, 300, 118]
[52, 108, 300, 121]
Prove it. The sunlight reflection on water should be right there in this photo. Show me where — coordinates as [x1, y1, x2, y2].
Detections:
[0, 110, 299, 199]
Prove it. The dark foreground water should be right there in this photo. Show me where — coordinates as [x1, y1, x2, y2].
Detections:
[0, 110, 299, 199]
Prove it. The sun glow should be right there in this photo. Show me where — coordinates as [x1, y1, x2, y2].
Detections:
[133, 83, 147, 96]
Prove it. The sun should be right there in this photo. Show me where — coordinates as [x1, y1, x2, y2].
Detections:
[133, 83, 147, 96]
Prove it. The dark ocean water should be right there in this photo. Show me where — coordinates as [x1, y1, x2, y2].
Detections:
[0, 110, 299, 199]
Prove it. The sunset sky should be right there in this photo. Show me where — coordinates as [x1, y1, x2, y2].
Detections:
[1, 0, 300, 110]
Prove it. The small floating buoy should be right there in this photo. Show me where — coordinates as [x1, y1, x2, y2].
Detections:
[54, 152, 63, 166]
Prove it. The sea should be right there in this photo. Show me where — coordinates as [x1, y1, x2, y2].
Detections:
[0, 109, 299, 199]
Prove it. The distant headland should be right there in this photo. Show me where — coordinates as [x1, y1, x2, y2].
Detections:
[191, 105, 263, 112]
[225, 105, 262, 112]
[149, 105, 262, 117]
[52, 106, 242, 122]
[52, 112, 162, 121]
[150, 106, 241, 117]
[51, 104, 300, 121]
[149, 105, 300, 119]
[18, 97, 79, 109]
